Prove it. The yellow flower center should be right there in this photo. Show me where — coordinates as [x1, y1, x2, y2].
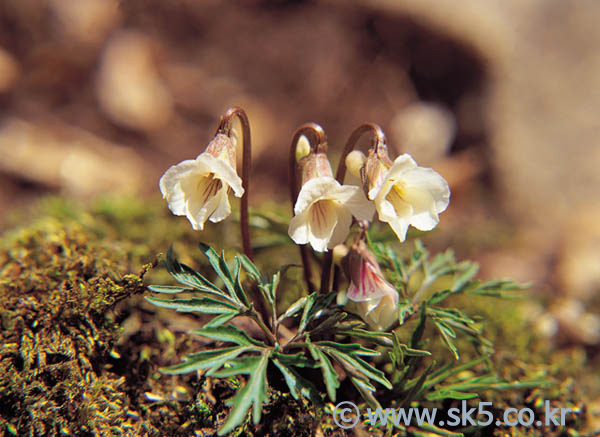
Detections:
[385, 183, 410, 216]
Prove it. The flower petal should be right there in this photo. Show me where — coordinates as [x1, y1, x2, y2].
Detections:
[288, 209, 310, 245]
[377, 204, 411, 242]
[400, 186, 438, 231]
[159, 159, 199, 215]
[335, 185, 375, 222]
[401, 167, 450, 213]
[293, 177, 341, 214]
[307, 199, 338, 252]
[327, 205, 353, 249]
[385, 154, 418, 181]
[196, 153, 244, 197]
[185, 183, 222, 231]
[209, 187, 232, 223]
[363, 292, 398, 331]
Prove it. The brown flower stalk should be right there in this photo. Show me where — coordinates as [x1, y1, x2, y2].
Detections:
[288, 123, 327, 293]
[216, 107, 254, 260]
[320, 122, 387, 294]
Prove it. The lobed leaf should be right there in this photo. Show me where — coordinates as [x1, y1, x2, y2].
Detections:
[272, 358, 323, 405]
[307, 340, 339, 402]
[218, 352, 270, 436]
[199, 243, 249, 306]
[324, 347, 392, 390]
[433, 320, 460, 360]
[160, 346, 251, 375]
[164, 245, 224, 295]
[191, 325, 266, 347]
[145, 296, 240, 314]
[146, 285, 190, 294]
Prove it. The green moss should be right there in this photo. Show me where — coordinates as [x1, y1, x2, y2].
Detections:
[0, 195, 596, 436]
[0, 196, 319, 435]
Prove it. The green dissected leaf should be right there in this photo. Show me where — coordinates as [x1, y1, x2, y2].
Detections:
[410, 303, 427, 349]
[467, 279, 525, 298]
[238, 254, 263, 283]
[204, 312, 237, 327]
[266, 270, 280, 303]
[307, 312, 347, 336]
[425, 389, 478, 401]
[232, 256, 250, 307]
[407, 240, 428, 276]
[350, 377, 381, 411]
[400, 345, 432, 357]
[145, 296, 240, 314]
[277, 294, 309, 322]
[146, 285, 190, 294]
[298, 292, 317, 333]
[272, 351, 317, 368]
[314, 341, 380, 357]
[297, 292, 338, 334]
[218, 352, 270, 436]
[399, 361, 436, 406]
[163, 245, 226, 296]
[450, 262, 479, 293]
[160, 346, 252, 375]
[390, 331, 404, 370]
[336, 328, 393, 347]
[390, 332, 431, 373]
[272, 358, 322, 404]
[428, 289, 453, 305]
[429, 307, 475, 325]
[433, 319, 460, 360]
[239, 255, 297, 312]
[398, 298, 415, 325]
[424, 373, 539, 402]
[307, 340, 339, 402]
[323, 346, 392, 390]
[210, 355, 264, 377]
[192, 325, 265, 347]
[199, 243, 249, 306]
[425, 356, 489, 388]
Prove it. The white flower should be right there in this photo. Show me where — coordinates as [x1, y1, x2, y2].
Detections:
[159, 135, 243, 230]
[344, 241, 399, 331]
[369, 154, 450, 242]
[353, 292, 399, 331]
[288, 177, 374, 252]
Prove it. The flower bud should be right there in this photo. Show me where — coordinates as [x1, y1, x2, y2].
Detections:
[299, 151, 334, 185]
[362, 147, 392, 198]
[345, 150, 366, 178]
[295, 134, 311, 163]
[343, 239, 398, 330]
[332, 244, 349, 266]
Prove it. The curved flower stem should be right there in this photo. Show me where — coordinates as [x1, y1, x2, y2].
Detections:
[320, 123, 387, 294]
[289, 123, 327, 293]
[216, 107, 254, 261]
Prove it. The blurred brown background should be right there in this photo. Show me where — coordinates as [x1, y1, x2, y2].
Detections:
[1, 0, 599, 344]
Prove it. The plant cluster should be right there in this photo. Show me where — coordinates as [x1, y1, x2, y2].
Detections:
[147, 107, 538, 435]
